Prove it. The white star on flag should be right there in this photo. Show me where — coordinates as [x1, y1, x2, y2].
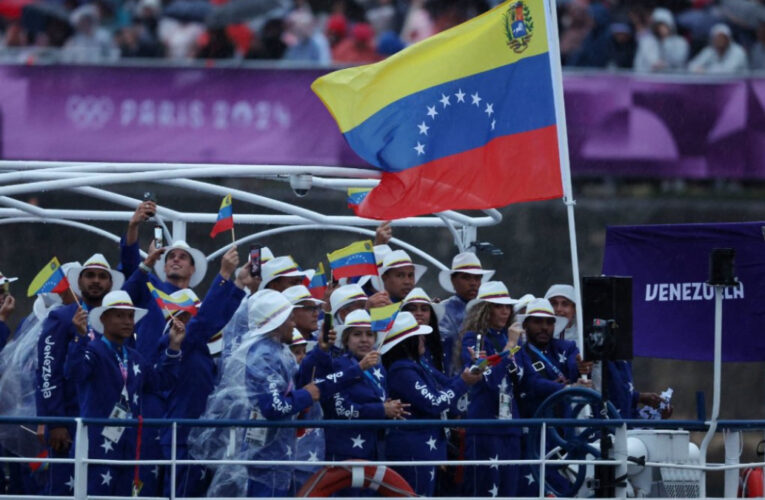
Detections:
[484, 103, 494, 116]
[372, 367, 384, 380]
[489, 483, 498, 497]
[133, 363, 141, 376]
[439, 93, 451, 107]
[351, 434, 366, 449]
[65, 475, 75, 491]
[517, 366, 524, 379]
[100, 438, 114, 454]
[525, 473, 535, 485]
[455, 89, 466, 103]
[414, 142, 425, 156]
[558, 352, 567, 364]
[308, 451, 319, 462]
[489, 454, 499, 469]
[426, 105, 438, 119]
[418, 121, 429, 135]
[429, 469, 435, 481]
[471, 92, 482, 106]
[101, 470, 113, 486]
[133, 393, 139, 405]
[285, 445, 292, 457]
[498, 377, 509, 394]
[426, 436, 437, 451]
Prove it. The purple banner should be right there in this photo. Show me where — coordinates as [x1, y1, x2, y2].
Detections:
[602, 222, 765, 362]
[2, 65, 765, 178]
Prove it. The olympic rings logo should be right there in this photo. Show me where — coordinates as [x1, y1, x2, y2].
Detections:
[65, 95, 114, 129]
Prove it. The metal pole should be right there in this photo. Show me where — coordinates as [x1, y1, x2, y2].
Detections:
[699, 285, 723, 497]
[171, 421, 177, 500]
[539, 422, 547, 499]
[73, 418, 88, 500]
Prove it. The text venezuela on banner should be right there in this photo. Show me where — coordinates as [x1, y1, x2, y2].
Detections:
[312, 0, 563, 219]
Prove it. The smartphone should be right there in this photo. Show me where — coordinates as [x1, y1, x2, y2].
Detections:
[249, 245, 262, 278]
[322, 313, 332, 345]
[142, 191, 157, 217]
[153, 226, 163, 249]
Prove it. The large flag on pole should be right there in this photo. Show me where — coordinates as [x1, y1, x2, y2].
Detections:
[312, 0, 563, 219]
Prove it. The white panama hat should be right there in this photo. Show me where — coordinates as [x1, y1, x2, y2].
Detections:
[283, 285, 324, 306]
[544, 284, 576, 304]
[153, 241, 208, 288]
[246, 289, 294, 337]
[67, 254, 125, 297]
[438, 252, 495, 293]
[329, 284, 368, 321]
[379, 311, 432, 355]
[379, 250, 427, 284]
[89, 290, 148, 334]
[465, 281, 518, 312]
[290, 328, 308, 347]
[517, 298, 568, 337]
[259, 256, 314, 291]
[513, 293, 536, 314]
[402, 287, 432, 306]
[334, 309, 373, 349]
[33, 294, 62, 321]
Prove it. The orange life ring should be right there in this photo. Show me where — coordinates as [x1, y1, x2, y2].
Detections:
[740, 468, 764, 497]
[297, 460, 416, 497]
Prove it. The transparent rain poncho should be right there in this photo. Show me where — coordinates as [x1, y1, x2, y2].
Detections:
[189, 330, 304, 496]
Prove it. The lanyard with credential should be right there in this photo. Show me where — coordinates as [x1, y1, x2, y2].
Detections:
[101, 337, 129, 398]
[526, 343, 563, 378]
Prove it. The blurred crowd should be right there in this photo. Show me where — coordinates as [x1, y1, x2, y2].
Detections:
[1, 0, 765, 70]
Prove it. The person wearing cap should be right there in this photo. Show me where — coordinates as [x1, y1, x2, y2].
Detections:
[379, 249, 427, 303]
[283, 284, 323, 343]
[436, 252, 494, 375]
[382, 311, 482, 496]
[544, 284, 578, 341]
[633, 7, 689, 72]
[402, 287, 446, 373]
[689, 22, 748, 74]
[122, 242, 245, 495]
[65, 290, 185, 496]
[458, 281, 523, 497]
[0, 271, 18, 352]
[34, 253, 123, 496]
[315, 309, 408, 471]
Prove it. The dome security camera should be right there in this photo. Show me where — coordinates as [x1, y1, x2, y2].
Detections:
[289, 174, 312, 197]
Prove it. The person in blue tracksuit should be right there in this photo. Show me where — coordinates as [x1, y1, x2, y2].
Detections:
[35, 254, 123, 496]
[435, 252, 494, 375]
[459, 281, 523, 498]
[121, 240, 241, 495]
[381, 311, 482, 495]
[65, 291, 184, 497]
[401, 287, 445, 374]
[0, 271, 16, 352]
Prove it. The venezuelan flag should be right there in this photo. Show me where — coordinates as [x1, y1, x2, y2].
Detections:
[312, 0, 562, 219]
[327, 240, 377, 280]
[27, 257, 69, 297]
[147, 283, 199, 317]
[210, 194, 233, 238]
[347, 188, 372, 209]
[308, 262, 328, 299]
[370, 303, 400, 332]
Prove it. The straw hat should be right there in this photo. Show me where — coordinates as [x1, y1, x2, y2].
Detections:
[516, 298, 568, 337]
[67, 254, 125, 297]
[153, 241, 207, 288]
[246, 289, 294, 337]
[89, 290, 148, 334]
[438, 252, 494, 293]
[379, 311, 432, 355]
[379, 250, 426, 283]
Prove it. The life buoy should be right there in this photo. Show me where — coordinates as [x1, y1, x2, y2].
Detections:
[297, 460, 416, 497]
[740, 468, 764, 497]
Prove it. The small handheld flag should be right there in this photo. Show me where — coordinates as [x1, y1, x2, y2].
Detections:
[146, 283, 199, 318]
[326, 240, 377, 280]
[210, 194, 234, 239]
[27, 257, 69, 297]
[370, 303, 400, 332]
[307, 262, 328, 299]
[347, 188, 372, 209]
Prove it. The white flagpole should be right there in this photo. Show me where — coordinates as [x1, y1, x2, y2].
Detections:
[542, 0, 585, 354]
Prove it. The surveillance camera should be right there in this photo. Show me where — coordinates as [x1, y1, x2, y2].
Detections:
[289, 174, 312, 197]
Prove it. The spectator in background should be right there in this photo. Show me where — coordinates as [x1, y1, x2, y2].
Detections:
[749, 21, 765, 70]
[61, 4, 119, 63]
[125, 0, 164, 58]
[283, 9, 330, 63]
[376, 29, 405, 56]
[567, 1, 612, 67]
[689, 22, 748, 73]
[606, 22, 636, 69]
[332, 22, 381, 63]
[196, 26, 235, 59]
[367, 0, 398, 36]
[325, 13, 347, 48]
[245, 18, 287, 59]
[559, 0, 594, 66]
[633, 7, 689, 72]
[400, 0, 434, 44]
[158, 15, 205, 60]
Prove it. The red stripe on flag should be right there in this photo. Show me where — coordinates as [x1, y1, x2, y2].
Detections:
[51, 276, 70, 294]
[210, 217, 234, 238]
[330, 263, 379, 280]
[354, 126, 562, 220]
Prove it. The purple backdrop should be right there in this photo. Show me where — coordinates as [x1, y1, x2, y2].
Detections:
[602, 222, 765, 362]
[2, 65, 765, 178]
